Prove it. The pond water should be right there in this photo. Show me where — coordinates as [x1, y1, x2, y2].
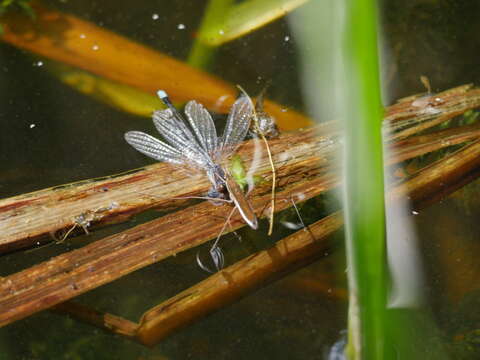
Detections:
[0, 0, 479, 359]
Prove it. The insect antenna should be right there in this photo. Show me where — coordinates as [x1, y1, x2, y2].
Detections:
[254, 80, 272, 113]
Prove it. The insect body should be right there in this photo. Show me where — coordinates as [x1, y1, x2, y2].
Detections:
[124, 90, 258, 229]
[252, 87, 279, 138]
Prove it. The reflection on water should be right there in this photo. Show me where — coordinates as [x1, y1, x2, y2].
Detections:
[0, 0, 479, 359]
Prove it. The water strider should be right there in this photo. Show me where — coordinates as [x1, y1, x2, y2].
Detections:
[124, 90, 259, 232]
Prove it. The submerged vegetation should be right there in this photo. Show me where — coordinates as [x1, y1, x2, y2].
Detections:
[0, 0, 33, 34]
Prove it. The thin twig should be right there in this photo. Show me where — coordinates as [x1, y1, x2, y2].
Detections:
[264, 137, 277, 236]
[237, 85, 277, 235]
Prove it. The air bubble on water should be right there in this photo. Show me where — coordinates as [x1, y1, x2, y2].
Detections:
[412, 210, 419, 215]
[29, 123, 36, 129]
[284, 36, 290, 42]
[177, 23, 186, 30]
[79, 33, 86, 39]
[33, 61, 43, 67]
[218, 29, 224, 35]
[92, 44, 99, 51]
[152, 13, 159, 20]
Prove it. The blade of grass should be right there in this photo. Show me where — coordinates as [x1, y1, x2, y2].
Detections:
[342, 0, 388, 359]
[201, 0, 309, 46]
[187, 0, 234, 69]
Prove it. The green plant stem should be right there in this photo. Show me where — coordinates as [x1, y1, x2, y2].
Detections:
[188, 0, 234, 69]
[342, 0, 388, 359]
[191, 0, 308, 49]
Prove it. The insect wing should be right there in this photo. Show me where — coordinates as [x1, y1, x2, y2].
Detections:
[219, 95, 253, 157]
[153, 109, 212, 168]
[225, 173, 258, 230]
[124, 131, 184, 165]
[184, 100, 218, 155]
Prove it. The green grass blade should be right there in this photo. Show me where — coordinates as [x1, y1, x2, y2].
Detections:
[342, 0, 388, 358]
[188, 0, 235, 69]
[199, 0, 308, 46]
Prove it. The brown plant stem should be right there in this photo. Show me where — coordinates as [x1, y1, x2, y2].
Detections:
[53, 301, 138, 338]
[134, 141, 480, 346]
[0, 168, 338, 328]
[56, 138, 480, 346]
[2, 99, 479, 255]
[0, 123, 335, 254]
[2, 130, 480, 330]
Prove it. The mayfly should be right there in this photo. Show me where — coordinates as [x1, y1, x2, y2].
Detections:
[124, 90, 258, 230]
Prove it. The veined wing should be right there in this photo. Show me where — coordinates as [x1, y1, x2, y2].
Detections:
[153, 109, 212, 168]
[184, 100, 218, 155]
[219, 94, 253, 157]
[124, 131, 184, 165]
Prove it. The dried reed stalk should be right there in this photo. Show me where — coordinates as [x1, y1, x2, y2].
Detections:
[3, 83, 480, 253]
[1, 84, 480, 330]
[57, 138, 480, 346]
[2, 125, 480, 330]
[0, 123, 336, 253]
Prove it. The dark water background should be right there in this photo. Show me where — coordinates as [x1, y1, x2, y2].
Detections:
[1, 0, 480, 359]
